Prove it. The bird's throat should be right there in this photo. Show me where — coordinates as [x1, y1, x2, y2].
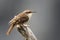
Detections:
[27, 13, 32, 19]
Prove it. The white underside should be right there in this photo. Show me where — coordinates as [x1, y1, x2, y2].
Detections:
[27, 13, 32, 19]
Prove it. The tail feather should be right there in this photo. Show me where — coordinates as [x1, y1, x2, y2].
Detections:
[6, 24, 14, 35]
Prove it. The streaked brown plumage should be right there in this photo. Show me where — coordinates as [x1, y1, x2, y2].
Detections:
[6, 10, 32, 35]
[6, 10, 37, 40]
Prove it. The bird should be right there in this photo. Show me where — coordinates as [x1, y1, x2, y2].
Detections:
[6, 9, 37, 40]
[6, 9, 33, 36]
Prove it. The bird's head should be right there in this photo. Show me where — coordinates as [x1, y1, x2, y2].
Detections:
[23, 9, 36, 14]
[23, 10, 32, 14]
[23, 9, 35, 18]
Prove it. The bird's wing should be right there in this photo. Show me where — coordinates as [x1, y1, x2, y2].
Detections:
[6, 13, 24, 35]
[9, 16, 18, 24]
[9, 13, 24, 24]
[7, 15, 21, 35]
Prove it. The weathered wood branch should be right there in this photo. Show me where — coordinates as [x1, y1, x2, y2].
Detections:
[17, 24, 37, 40]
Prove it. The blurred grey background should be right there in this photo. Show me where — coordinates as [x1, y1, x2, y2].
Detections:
[0, 0, 60, 40]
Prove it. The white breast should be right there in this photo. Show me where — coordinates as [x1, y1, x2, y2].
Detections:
[27, 13, 32, 19]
